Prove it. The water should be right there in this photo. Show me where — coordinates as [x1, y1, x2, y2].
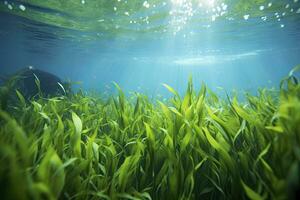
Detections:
[1, 1, 300, 199]
[1, 0, 300, 95]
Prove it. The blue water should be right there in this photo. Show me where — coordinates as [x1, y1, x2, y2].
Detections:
[1, 0, 300, 97]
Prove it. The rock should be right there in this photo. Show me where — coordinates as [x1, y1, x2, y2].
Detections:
[12, 67, 66, 99]
[0, 67, 69, 109]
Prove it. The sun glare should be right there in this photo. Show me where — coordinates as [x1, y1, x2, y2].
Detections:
[172, 0, 216, 7]
[203, 0, 215, 7]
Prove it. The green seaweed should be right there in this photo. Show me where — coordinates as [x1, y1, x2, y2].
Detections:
[0, 65, 300, 199]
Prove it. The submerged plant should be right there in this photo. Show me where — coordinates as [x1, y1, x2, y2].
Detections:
[0, 65, 300, 200]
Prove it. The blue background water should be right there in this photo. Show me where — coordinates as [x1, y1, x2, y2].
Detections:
[1, 1, 300, 97]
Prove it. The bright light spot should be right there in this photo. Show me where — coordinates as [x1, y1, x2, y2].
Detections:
[282, 12, 286, 16]
[222, 4, 228, 11]
[261, 16, 267, 21]
[4, 1, 8, 5]
[268, 2, 272, 7]
[195, 0, 215, 8]
[294, 0, 299, 3]
[206, 0, 215, 7]
[7, 4, 12, 10]
[19, 4, 26, 11]
[81, 0, 85, 4]
[243, 14, 250, 20]
[171, 0, 184, 6]
[259, 6, 264, 11]
[285, 4, 290, 9]
[114, 7, 117, 11]
[143, 1, 150, 8]
[290, 8, 294, 12]
[280, 24, 285, 28]
[211, 15, 216, 21]
[124, 11, 129, 16]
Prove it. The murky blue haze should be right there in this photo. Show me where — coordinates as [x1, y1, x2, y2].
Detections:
[1, 0, 300, 98]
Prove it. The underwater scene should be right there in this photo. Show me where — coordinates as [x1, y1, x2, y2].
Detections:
[1, 0, 300, 199]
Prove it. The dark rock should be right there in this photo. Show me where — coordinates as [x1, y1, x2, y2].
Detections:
[0, 67, 69, 109]
[12, 67, 66, 99]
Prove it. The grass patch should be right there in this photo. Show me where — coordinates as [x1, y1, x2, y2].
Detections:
[1, 66, 300, 200]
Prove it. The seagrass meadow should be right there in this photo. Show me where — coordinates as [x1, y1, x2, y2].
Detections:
[0, 66, 299, 200]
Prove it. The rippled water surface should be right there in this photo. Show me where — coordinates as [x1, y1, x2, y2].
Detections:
[1, 0, 300, 95]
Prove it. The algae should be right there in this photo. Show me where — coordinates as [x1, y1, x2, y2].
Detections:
[0, 65, 300, 199]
